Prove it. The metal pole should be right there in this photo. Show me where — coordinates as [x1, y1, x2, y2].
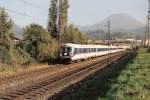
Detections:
[145, 32, 147, 46]
[148, 12, 150, 48]
[145, 16, 148, 46]
[108, 21, 111, 64]
[148, 0, 150, 48]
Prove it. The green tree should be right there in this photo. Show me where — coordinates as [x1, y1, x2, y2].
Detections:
[0, 8, 31, 65]
[0, 8, 15, 64]
[62, 25, 86, 43]
[0, 7, 13, 48]
[59, 0, 69, 37]
[48, 0, 59, 38]
[23, 24, 58, 61]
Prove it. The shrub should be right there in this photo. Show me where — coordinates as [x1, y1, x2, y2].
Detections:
[0, 46, 12, 64]
[23, 23, 58, 62]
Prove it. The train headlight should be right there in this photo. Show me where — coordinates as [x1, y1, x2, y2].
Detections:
[69, 52, 74, 57]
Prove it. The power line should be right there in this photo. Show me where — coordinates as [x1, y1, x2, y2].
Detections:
[16, 0, 48, 12]
[0, 0, 48, 20]
[5, 8, 45, 21]
[2, 0, 48, 12]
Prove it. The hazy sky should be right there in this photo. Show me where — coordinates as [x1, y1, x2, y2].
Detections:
[0, 0, 148, 27]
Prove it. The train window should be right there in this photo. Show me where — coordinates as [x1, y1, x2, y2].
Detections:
[88, 48, 90, 53]
[83, 48, 88, 53]
[101, 48, 106, 51]
[91, 48, 93, 52]
[95, 48, 97, 52]
[68, 47, 72, 52]
[97, 48, 101, 52]
[74, 48, 78, 54]
[91, 48, 96, 52]
[61, 47, 72, 53]
[79, 48, 83, 54]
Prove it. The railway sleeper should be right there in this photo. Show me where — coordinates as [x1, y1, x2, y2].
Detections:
[17, 90, 29, 94]
[13, 92, 25, 95]
[0, 96, 13, 100]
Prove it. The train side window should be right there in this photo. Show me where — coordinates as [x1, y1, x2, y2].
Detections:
[82, 48, 84, 53]
[80, 48, 83, 54]
[77, 48, 80, 54]
[83, 48, 86, 53]
[90, 48, 92, 52]
[102, 48, 106, 51]
[87, 48, 89, 53]
[91, 48, 96, 52]
[79, 48, 81, 54]
[74, 48, 77, 54]
[98, 48, 101, 52]
[91, 48, 93, 52]
[89, 48, 91, 53]
[95, 48, 97, 52]
[93, 48, 95, 52]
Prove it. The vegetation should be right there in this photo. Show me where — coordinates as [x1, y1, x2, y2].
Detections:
[62, 25, 86, 43]
[23, 24, 58, 62]
[0, 7, 13, 64]
[59, 0, 69, 37]
[0, 7, 30, 65]
[48, 0, 69, 39]
[48, 0, 58, 38]
[102, 48, 150, 100]
[0, 7, 12, 48]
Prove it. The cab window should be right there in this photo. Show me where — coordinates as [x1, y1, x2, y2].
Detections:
[61, 47, 72, 53]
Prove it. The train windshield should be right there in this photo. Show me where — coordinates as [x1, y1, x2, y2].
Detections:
[61, 47, 72, 53]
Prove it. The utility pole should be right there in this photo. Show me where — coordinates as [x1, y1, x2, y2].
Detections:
[145, 32, 147, 46]
[107, 21, 111, 64]
[148, 13, 150, 47]
[145, 15, 148, 47]
[108, 20, 111, 52]
[148, 0, 150, 48]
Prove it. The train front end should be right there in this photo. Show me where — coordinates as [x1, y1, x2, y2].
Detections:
[60, 44, 74, 62]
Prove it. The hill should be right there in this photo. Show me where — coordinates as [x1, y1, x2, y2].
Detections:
[78, 13, 145, 39]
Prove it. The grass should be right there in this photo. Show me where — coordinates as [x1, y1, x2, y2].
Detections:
[102, 48, 150, 100]
[0, 63, 49, 78]
[54, 48, 150, 100]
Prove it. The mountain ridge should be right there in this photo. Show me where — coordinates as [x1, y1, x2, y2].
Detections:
[77, 13, 145, 39]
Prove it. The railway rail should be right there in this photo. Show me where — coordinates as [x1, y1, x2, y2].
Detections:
[0, 51, 128, 100]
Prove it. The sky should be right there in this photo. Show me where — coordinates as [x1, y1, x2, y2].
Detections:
[0, 0, 148, 27]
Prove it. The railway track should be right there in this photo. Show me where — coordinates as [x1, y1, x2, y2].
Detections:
[0, 51, 125, 96]
[0, 52, 116, 85]
[0, 60, 101, 95]
[0, 51, 128, 100]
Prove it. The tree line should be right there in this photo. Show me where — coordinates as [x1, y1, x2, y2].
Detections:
[0, 0, 87, 66]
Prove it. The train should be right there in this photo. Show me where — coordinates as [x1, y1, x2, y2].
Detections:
[60, 43, 128, 62]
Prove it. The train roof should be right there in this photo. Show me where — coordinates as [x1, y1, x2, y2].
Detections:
[61, 43, 118, 48]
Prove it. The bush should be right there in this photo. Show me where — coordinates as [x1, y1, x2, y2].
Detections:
[0, 46, 12, 64]
[23, 23, 58, 62]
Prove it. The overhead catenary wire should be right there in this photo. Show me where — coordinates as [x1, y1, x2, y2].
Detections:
[16, 0, 48, 12]
[0, 0, 49, 23]
[1, 0, 48, 20]
[5, 8, 45, 21]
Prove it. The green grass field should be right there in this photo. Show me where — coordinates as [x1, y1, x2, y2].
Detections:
[102, 48, 150, 100]
[58, 48, 150, 100]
